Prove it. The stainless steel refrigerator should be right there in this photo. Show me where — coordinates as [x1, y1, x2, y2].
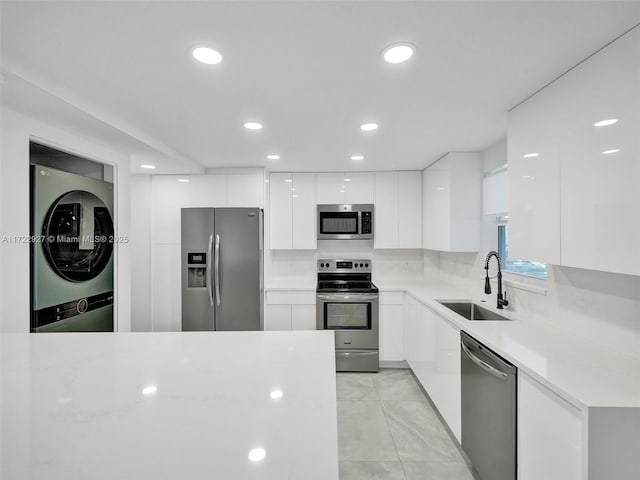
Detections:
[181, 208, 263, 331]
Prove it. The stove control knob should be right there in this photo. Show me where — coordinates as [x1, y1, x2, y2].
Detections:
[321, 263, 325, 268]
[365, 263, 369, 267]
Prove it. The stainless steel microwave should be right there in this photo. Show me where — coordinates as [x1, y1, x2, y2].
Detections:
[317, 204, 374, 240]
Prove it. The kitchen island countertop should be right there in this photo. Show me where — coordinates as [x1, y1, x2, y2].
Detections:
[1, 330, 339, 480]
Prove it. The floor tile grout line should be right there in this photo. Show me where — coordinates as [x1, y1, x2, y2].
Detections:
[379, 396, 409, 479]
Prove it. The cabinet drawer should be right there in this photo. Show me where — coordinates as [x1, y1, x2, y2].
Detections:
[266, 291, 316, 305]
[379, 291, 404, 305]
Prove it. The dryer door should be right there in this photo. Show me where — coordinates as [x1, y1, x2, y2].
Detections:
[42, 190, 114, 282]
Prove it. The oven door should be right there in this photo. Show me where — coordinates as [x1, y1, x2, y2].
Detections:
[316, 293, 379, 349]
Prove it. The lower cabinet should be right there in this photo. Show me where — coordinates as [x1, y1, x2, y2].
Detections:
[379, 292, 404, 362]
[403, 295, 461, 442]
[265, 291, 316, 331]
[518, 372, 583, 480]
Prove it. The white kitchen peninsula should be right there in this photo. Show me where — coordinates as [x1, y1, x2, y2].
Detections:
[1, 331, 339, 480]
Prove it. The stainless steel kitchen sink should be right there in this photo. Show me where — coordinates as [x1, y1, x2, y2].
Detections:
[438, 301, 511, 321]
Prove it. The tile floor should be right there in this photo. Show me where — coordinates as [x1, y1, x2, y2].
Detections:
[337, 369, 476, 480]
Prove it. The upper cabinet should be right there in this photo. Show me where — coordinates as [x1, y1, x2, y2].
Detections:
[189, 174, 227, 207]
[508, 26, 640, 275]
[422, 152, 482, 252]
[227, 173, 264, 208]
[374, 171, 422, 249]
[269, 172, 316, 250]
[316, 172, 374, 204]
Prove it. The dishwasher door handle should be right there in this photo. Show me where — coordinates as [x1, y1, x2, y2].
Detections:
[461, 340, 508, 379]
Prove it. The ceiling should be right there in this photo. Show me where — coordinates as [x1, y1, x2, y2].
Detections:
[2, 1, 640, 173]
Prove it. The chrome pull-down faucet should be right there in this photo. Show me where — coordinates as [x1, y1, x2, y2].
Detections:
[484, 251, 509, 309]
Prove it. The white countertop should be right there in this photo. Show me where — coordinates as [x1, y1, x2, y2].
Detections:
[1, 331, 339, 480]
[377, 279, 640, 409]
[264, 279, 640, 408]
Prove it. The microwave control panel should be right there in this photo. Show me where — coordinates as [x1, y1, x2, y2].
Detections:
[361, 211, 372, 234]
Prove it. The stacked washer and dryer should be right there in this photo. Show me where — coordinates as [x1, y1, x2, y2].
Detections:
[31, 164, 114, 332]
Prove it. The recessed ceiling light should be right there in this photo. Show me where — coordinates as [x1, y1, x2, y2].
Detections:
[523, 153, 539, 158]
[602, 149, 620, 155]
[244, 122, 263, 130]
[142, 385, 158, 395]
[292, 194, 298, 198]
[266, 154, 280, 160]
[344, 178, 352, 182]
[350, 155, 364, 161]
[360, 123, 378, 132]
[248, 448, 266, 462]
[192, 46, 222, 65]
[178, 178, 190, 183]
[594, 118, 618, 127]
[140, 164, 156, 169]
[284, 178, 293, 183]
[270, 390, 283, 399]
[382, 43, 415, 64]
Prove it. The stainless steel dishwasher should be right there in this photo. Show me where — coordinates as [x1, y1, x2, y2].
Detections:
[461, 331, 517, 480]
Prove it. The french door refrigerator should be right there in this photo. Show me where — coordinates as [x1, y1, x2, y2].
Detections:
[181, 208, 263, 331]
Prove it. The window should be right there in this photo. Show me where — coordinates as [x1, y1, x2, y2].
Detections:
[497, 217, 547, 279]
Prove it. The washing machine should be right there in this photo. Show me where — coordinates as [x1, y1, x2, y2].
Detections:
[31, 165, 114, 332]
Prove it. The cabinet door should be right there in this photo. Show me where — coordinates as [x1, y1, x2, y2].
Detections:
[151, 175, 190, 244]
[265, 305, 292, 330]
[403, 296, 421, 366]
[518, 372, 582, 480]
[151, 244, 182, 331]
[431, 313, 461, 442]
[508, 102, 561, 264]
[227, 174, 264, 207]
[558, 29, 640, 275]
[422, 164, 450, 251]
[374, 172, 399, 248]
[189, 174, 227, 207]
[398, 171, 422, 248]
[291, 305, 316, 330]
[379, 304, 403, 361]
[316, 173, 345, 204]
[269, 173, 293, 249]
[292, 173, 316, 249]
[345, 172, 374, 204]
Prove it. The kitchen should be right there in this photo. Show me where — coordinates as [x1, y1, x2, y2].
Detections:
[1, 2, 640, 480]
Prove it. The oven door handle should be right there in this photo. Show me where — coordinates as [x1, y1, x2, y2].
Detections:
[316, 294, 378, 301]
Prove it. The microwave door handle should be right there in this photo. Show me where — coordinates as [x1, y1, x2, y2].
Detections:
[358, 210, 362, 236]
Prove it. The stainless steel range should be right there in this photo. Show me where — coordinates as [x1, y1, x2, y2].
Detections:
[316, 259, 379, 372]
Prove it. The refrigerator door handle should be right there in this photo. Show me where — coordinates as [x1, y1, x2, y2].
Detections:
[215, 233, 221, 306]
[206, 234, 214, 307]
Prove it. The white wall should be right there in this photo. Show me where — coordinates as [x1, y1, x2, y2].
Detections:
[269, 242, 424, 286]
[0, 107, 132, 332]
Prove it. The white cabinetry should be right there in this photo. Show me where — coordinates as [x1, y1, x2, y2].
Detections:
[398, 171, 422, 248]
[374, 172, 399, 248]
[518, 372, 582, 480]
[227, 173, 264, 208]
[269, 173, 293, 249]
[316, 172, 374, 204]
[379, 292, 404, 362]
[374, 171, 422, 249]
[292, 173, 316, 249]
[269, 173, 316, 250]
[189, 174, 227, 207]
[265, 290, 316, 331]
[509, 26, 640, 274]
[345, 172, 374, 204]
[403, 296, 461, 441]
[316, 173, 345, 204]
[151, 175, 190, 244]
[422, 153, 481, 252]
